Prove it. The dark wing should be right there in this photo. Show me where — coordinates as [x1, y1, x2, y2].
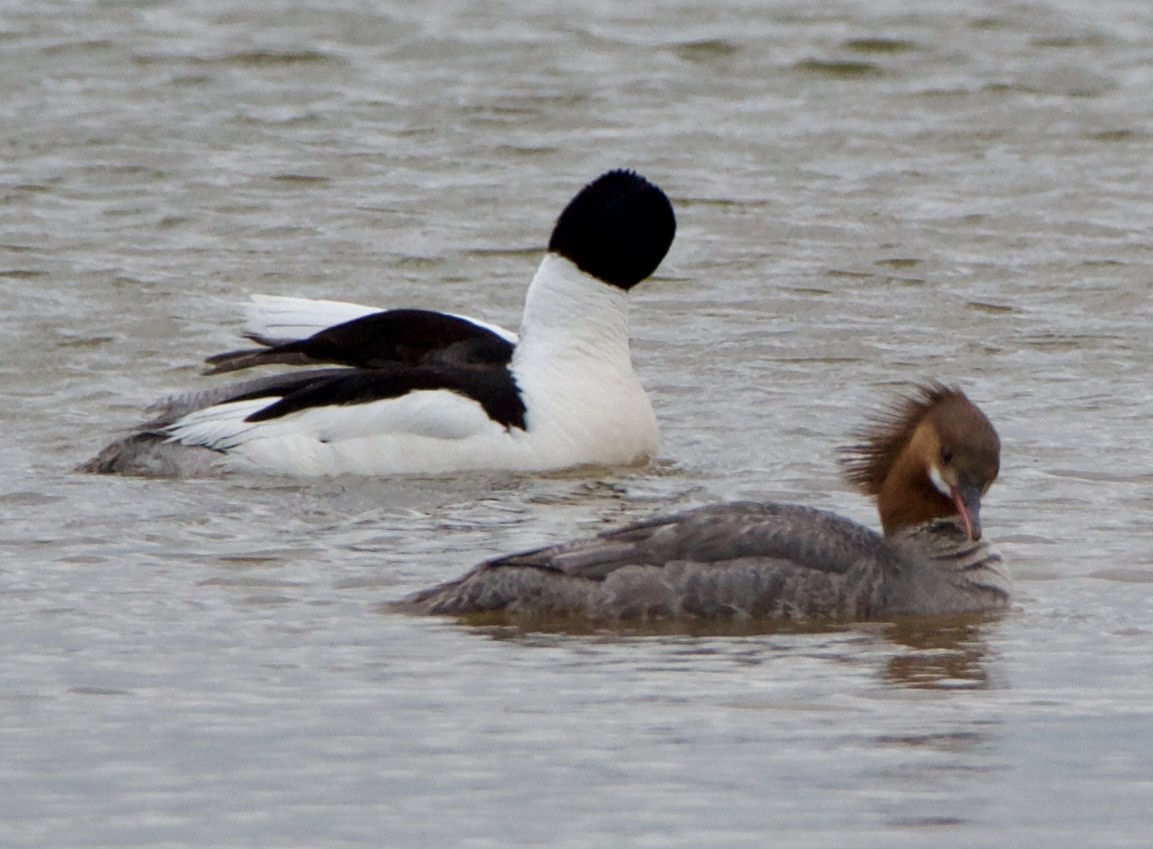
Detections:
[204, 309, 516, 375]
[139, 368, 353, 429]
[231, 363, 527, 431]
[408, 502, 899, 621]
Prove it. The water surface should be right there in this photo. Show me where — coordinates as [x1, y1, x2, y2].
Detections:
[3, 1, 1153, 846]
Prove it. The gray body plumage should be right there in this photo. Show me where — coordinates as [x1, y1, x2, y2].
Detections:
[403, 502, 1010, 623]
[79, 370, 352, 476]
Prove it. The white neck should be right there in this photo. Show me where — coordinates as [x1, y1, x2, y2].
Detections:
[514, 253, 631, 367]
[507, 252, 656, 464]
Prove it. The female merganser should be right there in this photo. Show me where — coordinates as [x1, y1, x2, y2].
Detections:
[83, 169, 676, 477]
[401, 384, 1011, 624]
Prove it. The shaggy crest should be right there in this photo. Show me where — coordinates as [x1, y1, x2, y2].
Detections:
[838, 382, 978, 497]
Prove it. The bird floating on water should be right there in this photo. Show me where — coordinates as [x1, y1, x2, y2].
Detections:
[400, 383, 1011, 625]
[83, 169, 675, 477]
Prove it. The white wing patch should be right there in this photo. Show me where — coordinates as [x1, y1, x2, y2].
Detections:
[243, 295, 383, 340]
[242, 294, 520, 344]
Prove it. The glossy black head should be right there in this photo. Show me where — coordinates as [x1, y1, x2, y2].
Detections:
[547, 169, 676, 291]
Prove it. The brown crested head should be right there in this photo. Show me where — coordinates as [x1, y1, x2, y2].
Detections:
[838, 383, 1000, 540]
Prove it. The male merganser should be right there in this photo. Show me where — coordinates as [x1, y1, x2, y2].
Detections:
[400, 384, 1011, 624]
[82, 169, 675, 477]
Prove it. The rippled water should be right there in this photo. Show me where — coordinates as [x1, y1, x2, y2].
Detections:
[3, 1, 1153, 846]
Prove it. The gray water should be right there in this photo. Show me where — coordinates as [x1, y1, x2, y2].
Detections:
[3, 0, 1153, 846]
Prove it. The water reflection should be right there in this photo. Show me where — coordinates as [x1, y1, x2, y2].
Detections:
[424, 610, 1005, 691]
[881, 614, 1004, 691]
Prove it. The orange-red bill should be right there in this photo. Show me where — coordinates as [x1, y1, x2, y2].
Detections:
[951, 479, 983, 541]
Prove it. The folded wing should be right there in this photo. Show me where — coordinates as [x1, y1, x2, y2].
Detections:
[409, 502, 900, 621]
[205, 295, 518, 375]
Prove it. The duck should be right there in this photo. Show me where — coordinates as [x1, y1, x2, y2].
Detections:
[399, 383, 1011, 624]
[82, 169, 676, 477]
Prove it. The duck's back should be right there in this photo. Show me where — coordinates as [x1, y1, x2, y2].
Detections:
[406, 502, 901, 622]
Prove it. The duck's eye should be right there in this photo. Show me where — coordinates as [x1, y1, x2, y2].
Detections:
[941, 447, 954, 464]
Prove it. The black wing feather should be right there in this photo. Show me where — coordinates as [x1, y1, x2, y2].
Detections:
[204, 309, 515, 374]
[234, 363, 527, 431]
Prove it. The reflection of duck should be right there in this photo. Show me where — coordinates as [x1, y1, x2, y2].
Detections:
[82, 169, 675, 477]
[403, 384, 1011, 623]
[882, 617, 996, 690]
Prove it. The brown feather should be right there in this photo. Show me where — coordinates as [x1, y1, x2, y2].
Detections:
[838, 382, 967, 497]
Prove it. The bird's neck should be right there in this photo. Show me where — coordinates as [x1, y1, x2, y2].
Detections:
[514, 253, 631, 366]
[876, 428, 955, 536]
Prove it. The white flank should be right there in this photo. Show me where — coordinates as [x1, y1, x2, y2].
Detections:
[166, 389, 503, 448]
